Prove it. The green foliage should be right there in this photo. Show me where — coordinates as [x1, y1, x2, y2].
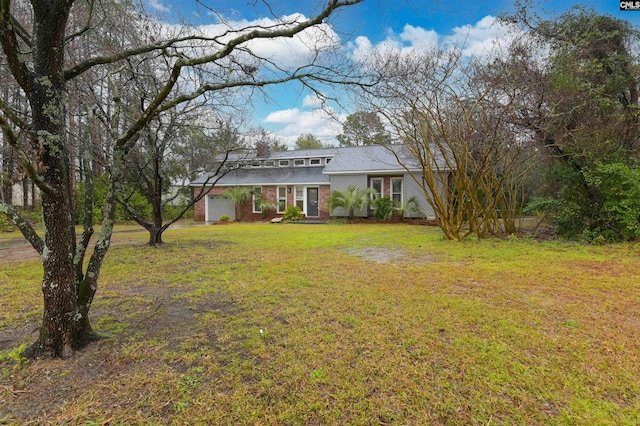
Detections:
[582, 162, 640, 242]
[294, 134, 324, 150]
[76, 177, 152, 224]
[336, 111, 391, 146]
[328, 186, 375, 218]
[396, 196, 424, 218]
[523, 196, 562, 216]
[500, 8, 640, 243]
[532, 163, 640, 242]
[372, 196, 395, 220]
[259, 201, 277, 219]
[222, 186, 252, 221]
[219, 215, 231, 222]
[0, 212, 15, 232]
[258, 200, 277, 213]
[252, 193, 277, 219]
[283, 205, 303, 221]
[4, 344, 28, 369]
[1, 205, 42, 232]
[162, 203, 193, 221]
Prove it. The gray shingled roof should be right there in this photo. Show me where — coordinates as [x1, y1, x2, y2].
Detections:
[191, 165, 330, 186]
[323, 145, 426, 174]
[214, 147, 337, 163]
[262, 147, 337, 159]
[192, 145, 449, 186]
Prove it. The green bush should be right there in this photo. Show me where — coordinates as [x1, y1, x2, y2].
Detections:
[163, 204, 193, 221]
[582, 162, 640, 242]
[532, 162, 640, 242]
[283, 205, 303, 221]
[372, 196, 395, 220]
[76, 177, 152, 224]
[219, 215, 231, 222]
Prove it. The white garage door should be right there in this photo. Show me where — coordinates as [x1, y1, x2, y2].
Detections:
[206, 195, 235, 221]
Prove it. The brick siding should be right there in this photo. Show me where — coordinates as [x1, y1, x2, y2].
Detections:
[193, 184, 331, 222]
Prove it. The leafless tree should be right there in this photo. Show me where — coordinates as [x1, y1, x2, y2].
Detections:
[361, 48, 533, 240]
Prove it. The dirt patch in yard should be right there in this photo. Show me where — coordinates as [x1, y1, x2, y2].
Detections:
[0, 233, 143, 263]
[342, 246, 435, 263]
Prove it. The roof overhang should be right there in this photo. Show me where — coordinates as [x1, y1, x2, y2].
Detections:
[323, 168, 432, 175]
[205, 181, 330, 187]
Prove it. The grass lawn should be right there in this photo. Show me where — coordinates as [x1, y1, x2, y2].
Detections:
[1, 223, 639, 424]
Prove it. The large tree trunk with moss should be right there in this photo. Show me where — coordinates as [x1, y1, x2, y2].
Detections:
[24, 0, 96, 357]
[36, 190, 96, 358]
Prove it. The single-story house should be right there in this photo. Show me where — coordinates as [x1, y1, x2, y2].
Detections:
[190, 144, 449, 222]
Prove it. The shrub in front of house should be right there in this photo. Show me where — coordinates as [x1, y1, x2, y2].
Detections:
[283, 205, 303, 221]
[372, 196, 395, 220]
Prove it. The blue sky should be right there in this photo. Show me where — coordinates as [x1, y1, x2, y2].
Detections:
[147, 0, 640, 146]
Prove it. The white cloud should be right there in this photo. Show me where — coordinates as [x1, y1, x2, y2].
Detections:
[400, 24, 439, 50]
[195, 13, 342, 69]
[148, 0, 170, 13]
[351, 15, 516, 61]
[443, 16, 515, 57]
[263, 107, 345, 147]
[302, 94, 325, 108]
[143, 12, 343, 77]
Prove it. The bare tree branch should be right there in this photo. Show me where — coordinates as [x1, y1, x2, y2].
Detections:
[0, 202, 44, 254]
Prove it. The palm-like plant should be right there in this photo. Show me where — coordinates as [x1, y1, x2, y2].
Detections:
[222, 186, 252, 220]
[328, 186, 376, 219]
[394, 196, 424, 219]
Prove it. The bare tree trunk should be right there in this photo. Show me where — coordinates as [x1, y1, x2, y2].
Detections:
[1, 118, 14, 204]
[150, 146, 164, 245]
[21, 1, 95, 358]
[31, 180, 36, 209]
[22, 177, 28, 207]
[1, 148, 13, 204]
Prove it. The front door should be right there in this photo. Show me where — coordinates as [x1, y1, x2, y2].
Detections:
[306, 187, 319, 217]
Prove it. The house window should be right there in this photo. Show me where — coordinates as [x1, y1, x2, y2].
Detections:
[264, 160, 275, 167]
[277, 186, 287, 213]
[294, 159, 305, 166]
[370, 178, 383, 199]
[279, 160, 290, 167]
[310, 158, 321, 166]
[391, 178, 402, 205]
[253, 187, 262, 213]
[252, 161, 262, 168]
[295, 187, 304, 211]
